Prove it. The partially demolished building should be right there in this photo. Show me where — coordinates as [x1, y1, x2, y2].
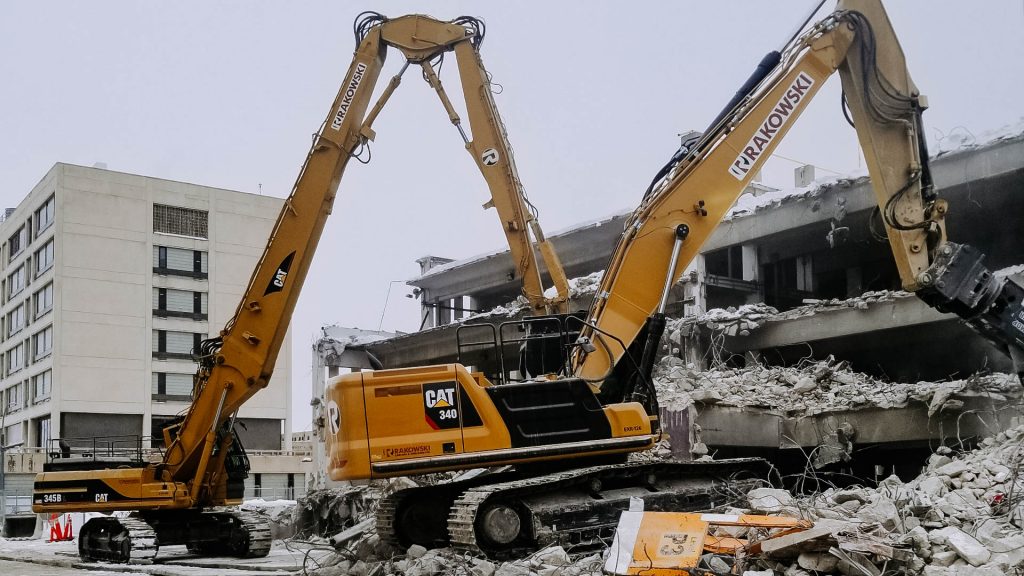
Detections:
[317, 124, 1024, 481]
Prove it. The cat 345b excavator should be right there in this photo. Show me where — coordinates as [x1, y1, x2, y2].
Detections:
[323, 0, 1024, 560]
[32, 12, 571, 563]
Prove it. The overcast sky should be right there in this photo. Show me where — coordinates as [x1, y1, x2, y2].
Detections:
[2, 2, 1022, 431]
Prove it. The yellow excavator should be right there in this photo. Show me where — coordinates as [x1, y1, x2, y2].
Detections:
[32, 12, 569, 562]
[323, 0, 1024, 559]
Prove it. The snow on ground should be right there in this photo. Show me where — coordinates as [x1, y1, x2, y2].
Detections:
[0, 537, 317, 575]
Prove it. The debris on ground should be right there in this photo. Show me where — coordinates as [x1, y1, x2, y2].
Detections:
[724, 422, 1024, 575]
[297, 423, 1024, 575]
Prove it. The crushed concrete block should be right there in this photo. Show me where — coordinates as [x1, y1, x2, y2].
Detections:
[407, 544, 428, 559]
[936, 460, 969, 478]
[792, 376, 817, 393]
[832, 489, 870, 505]
[937, 527, 991, 566]
[532, 546, 569, 567]
[761, 523, 837, 556]
[495, 563, 532, 576]
[747, 487, 794, 513]
[918, 476, 947, 499]
[931, 550, 957, 566]
[797, 551, 838, 572]
[701, 553, 730, 573]
[315, 564, 349, 576]
[928, 454, 953, 469]
[470, 559, 496, 576]
[830, 547, 881, 576]
[856, 498, 899, 529]
[348, 560, 369, 576]
[406, 556, 447, 576]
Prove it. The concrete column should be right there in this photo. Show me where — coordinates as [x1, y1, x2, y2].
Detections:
[796, 255, 813, 292]
[686, 255, 708, 314]
[795, 164, 816, 187]
[419, 288, 436, 330]
[741, 245, 758, 282]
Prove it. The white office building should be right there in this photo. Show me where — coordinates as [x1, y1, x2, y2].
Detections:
[0, 164, 307, 533]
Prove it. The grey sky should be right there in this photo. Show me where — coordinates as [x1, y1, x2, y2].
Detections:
[2, 2, 1022, 431]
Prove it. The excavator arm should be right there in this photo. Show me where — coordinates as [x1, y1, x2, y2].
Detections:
[574, 0, 1023, 389]
[164, 12, 569, 497]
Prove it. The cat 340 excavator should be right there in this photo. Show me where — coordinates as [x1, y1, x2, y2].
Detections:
[36, 0, 1024, 564]
[32, 12, 570, 562]
[323, 0, 1024, 559]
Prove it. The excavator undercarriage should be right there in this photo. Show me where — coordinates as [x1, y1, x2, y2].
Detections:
[76, 510, 271, 563]
[378, 459, 772, 559]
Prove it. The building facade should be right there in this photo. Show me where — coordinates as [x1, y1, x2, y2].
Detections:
[0, 163, 305, 533]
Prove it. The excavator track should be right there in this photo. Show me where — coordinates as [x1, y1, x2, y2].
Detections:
[181, 510, 272, 557]
[448, 459, 768, 559]
[380, 458, 769, 559]
[233, 510, 273, 557]
[78, 516, 159, 563]
[375, 494, 401, 550]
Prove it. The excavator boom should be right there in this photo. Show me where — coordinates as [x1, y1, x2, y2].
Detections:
[573, 0, 1023, 385]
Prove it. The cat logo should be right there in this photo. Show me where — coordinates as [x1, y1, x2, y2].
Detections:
[423, 382, 460, 430]
[425, 387, 455, 408]
[263, 251, 296, 296]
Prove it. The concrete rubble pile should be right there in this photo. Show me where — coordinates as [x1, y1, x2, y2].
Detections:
[666, 290, 907, 340]
[720, 422, 1024, 575]
[466, 270, 606, 321]
[652, 354, 1020, 417]
[302, 424, 1024, 574]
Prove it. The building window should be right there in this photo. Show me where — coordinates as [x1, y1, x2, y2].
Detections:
[33, 370, 51, 403]
[153, 246, 208, 278]
[33, 326, 53, 360]
[7, 265, 25, 298]
[153, 330, 203, 359]
[35, 416, 50, 449]
[153, 288, 208, 319]
[34, 283, 53, 319]
[35, 195, 55, 237]
[7, 304, 24, 337]
[153, 204, 208, 239]
[5, 383, 22, 414]
[34, 239, 54, 276]
[3, 422, 22, 448]
[8, 225, 26, 262]
[7, 343, 24, 375]
[152, 372, 193, 401]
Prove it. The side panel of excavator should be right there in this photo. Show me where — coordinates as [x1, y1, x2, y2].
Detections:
[325, 364, 655, 480]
